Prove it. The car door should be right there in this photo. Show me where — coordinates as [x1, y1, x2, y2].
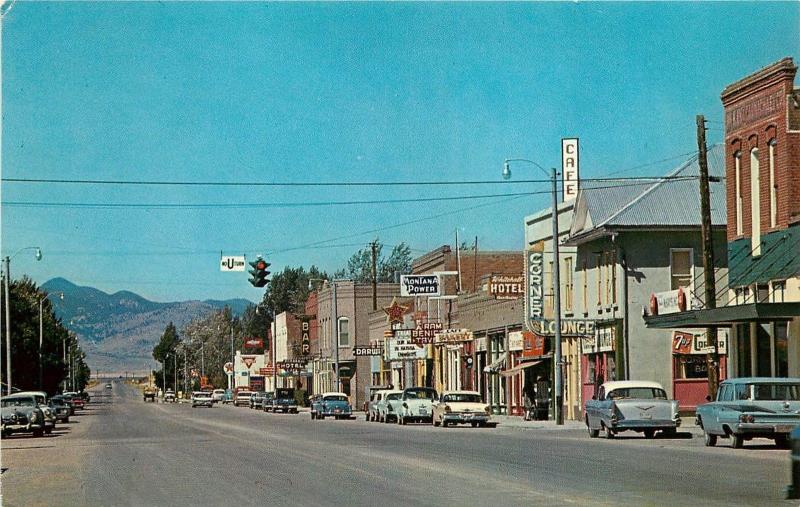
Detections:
[586, 386, 605, 429]
[707, 384, 732, 434]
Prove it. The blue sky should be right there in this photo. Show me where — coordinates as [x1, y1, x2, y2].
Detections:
[2, 1, 798, 303]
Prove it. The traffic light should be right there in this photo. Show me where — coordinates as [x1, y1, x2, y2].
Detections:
[248, 257, 271, 287]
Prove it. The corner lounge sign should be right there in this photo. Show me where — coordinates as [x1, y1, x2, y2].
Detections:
[526, 242, 545, 325]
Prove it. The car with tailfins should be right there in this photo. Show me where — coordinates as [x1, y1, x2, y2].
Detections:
[312, 392, 352, 420]
[432, 390, 491, 428]
[378, 390, 404, 423]
[585, 381, 680, 439]
[697, 377, 800, 448]
[397, 387, 438, 425]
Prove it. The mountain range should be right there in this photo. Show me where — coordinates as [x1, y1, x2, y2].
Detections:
[41, 278, 252, 374]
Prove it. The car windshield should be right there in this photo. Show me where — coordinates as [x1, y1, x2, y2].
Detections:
[324, 395, 347, 402]
[607, 388, 667, 400]
[50, 398, 65, 406]
[2, 397, 36, 407]
[443, 393, 482, 403]
[751, 384, 800, 401]
[386, 393, 402, 401]
[276, 389, 294, 398]
[404, 389, 437, 400]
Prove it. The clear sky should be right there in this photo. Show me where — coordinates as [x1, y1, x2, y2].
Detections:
[2, 1, 798, 303]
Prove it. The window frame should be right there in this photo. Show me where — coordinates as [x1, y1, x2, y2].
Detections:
[337, 316, 350, 348]
[669, 248, 694, 292]
[768, 139, 777, 229]
[750, 147, 761, 256]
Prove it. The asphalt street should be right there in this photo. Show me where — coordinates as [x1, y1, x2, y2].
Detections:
[1, 381, 795, 507]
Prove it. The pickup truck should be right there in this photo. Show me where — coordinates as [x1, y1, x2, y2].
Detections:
[272, 388, 298, 414]
[585, 381, 680, 439]
[143, 387, 156, 402]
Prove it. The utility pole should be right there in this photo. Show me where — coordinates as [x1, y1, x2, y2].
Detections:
[5, 257, 12, 395]
[371, 241, 378, 311]
[455, 230, 462, 292]
[697, 114, 720, 400]
[550, 167, 564, 426]
[184, 348, 188, 398]
[473, 236, 478, 293]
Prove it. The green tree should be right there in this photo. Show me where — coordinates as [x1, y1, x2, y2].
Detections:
[338, 240, 412, 283]
[152, 322, 180, 390]
[261, 265, 327, 315]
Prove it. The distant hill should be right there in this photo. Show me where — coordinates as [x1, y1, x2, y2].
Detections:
[42, 278, 252, 373]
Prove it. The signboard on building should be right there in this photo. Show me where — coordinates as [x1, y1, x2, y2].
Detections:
[530, 319, 596, 337]
[672, 331, 728, 355]
[489, 275, 524, 300]
[300, 317, 312, 356]
[562, 138, 579, 201]
[582, 326, 616, 354]
[223, 362, 234, 374]
[259, 366, 275, 376]
[522, 331, 546, 358]
[220, 255, 246, 272]
[400, 275, 441, 297]
[385, 337, 427, 361]
[277, 359, 308, 375]
[244, 338, 264, 349]
[353, 346, 382, 356]
[508, 331, 524, 351]
[241, 356, 257, 369]
[434, 328, 474, 345]
[411, 322, 443, 345]
[526, 242, 545, 325]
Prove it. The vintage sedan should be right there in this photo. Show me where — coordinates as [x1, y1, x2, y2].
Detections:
[585, 381, 680, 439]
[272, 388, 298, 414]
[49, 395, 71, 423]
[313, 392, 352, 420]
[164, 389, 176, 403]
[250, 391, 266, 409]
[234, 390, 253, 407]
[697, 377, 800, 448]
[432, 391, 491, 428]
[211, 389, 226, 404]
[367, 390, 388, 422]
[397, 387, 438, 425]
[191, 391, 213, 408]
[1, 394, 46, 437]
[20, 391, 57, 434]
[379, 390, 404, 423]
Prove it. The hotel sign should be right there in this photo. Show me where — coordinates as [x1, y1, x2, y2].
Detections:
[526, 242, 545, 325]
[489, 275, 524, 300]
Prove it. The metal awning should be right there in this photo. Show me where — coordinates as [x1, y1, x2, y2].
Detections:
[499, 360, 542, 378]
[644, 302, 800, 329]
[483, 355, 507, 374]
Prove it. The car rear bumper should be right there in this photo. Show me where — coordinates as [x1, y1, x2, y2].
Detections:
[735, 422, 799, 435]
[3, 423, 44, 432]
[611, 419, 679, 430]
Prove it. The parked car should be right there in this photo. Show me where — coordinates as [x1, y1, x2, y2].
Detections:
[18, 391, 57, 434]
[164, 389, 176, 403]
[364, 384, 391, 419]
[309, 395, 322, 419]
[1, 393, 46, 437]
[234, 390, 253, 407]
[378, 390, 404, 423]
[272, 388, 298, 414]
[250, 391, 266, 409]
[143, 387, 156, 402]
[312, 392, 352, 420]
[585, 381, 680, 439]
[211, 389, 226, 403]
[397, 387, 438, 425]
[49, 395, 71, 423]
[78, 391, 91, 403]
[64, 391, 85, 410]
[432, 391, 491, 428]
[697, 377, 800, 448]
[191, 391, 213, 408]
[223, 390, 234, 404]
[262, 392, 275, 412]
[787, 425, 800, 499]
[60, 394, 76, 415]
[367, 390, 388, 422]
[105, 383, 112, 389]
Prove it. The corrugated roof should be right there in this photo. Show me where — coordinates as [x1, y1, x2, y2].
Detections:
[578, 144, 726, 232]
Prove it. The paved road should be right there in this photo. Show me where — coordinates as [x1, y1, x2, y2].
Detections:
[2, 381, 794, 506]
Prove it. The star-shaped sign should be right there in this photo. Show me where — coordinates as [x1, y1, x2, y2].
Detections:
[383, 298, 410, 325]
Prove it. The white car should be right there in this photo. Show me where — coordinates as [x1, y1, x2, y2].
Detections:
[378, 390, 403, 423]
[211, 389, 225, 404]
[191, 391, 213, 408]
[234, 390, 253, 407]
[397, 387, 438, 425]
[432, 391, 491, 428]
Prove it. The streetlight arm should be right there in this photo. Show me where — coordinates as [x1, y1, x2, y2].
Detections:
[504, 158, 551, 178]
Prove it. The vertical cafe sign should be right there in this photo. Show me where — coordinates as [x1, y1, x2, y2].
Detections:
[526, 241, 545, 326]
[562, 138, 579, 201]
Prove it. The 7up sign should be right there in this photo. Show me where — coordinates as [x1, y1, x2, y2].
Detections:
[526, 242, 545, 325]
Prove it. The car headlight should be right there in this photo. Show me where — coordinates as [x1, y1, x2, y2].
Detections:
[739, 414, 755, 423]
[10, 414, 18, 422]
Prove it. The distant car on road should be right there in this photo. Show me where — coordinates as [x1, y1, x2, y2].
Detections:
[64, 391, 85, 410]
[585, 381, 680, 439]
[272, 388, 298, 414]
[432, 391, 491, 428]
[164, 389, 176, 403]
[697, 377, 800, 448]
[191, 391, 213, 408]
[262, 392, 275, 412]
[397, 387, 438, 425]
[378, 390, 403, 423]
[234, 390, 253, 407]
[250, 391, 266, 409]
[49, 395, 71, 423]
[1, 393, 46, 438]
[143, 387, 156, 402]
[312, 392, 352, 420]
[211, 389, 226, 404]
[105, 383, 112, 389]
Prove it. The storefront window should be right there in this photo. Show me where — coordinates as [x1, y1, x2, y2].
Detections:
[674, 355, 708, 379]
[776, 323, 789, 377]
[737, 324, 751, 376]
[756, 324, 771, 377]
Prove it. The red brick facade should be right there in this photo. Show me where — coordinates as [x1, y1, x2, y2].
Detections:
[411, 245, 524, 294]
[722, 57, 800, 243]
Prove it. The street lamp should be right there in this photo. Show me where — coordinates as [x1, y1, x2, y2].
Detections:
[4, 246, 42, 394]
[39, 291, 64, 390]
[503, 158, 565, 425]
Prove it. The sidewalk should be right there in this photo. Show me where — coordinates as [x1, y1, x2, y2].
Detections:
[490, 415, 703, 435]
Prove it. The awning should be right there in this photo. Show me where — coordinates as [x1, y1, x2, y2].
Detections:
[483, 355, 507, 374]
[499, 360, 542, 378]
[644, 302, 800, 329]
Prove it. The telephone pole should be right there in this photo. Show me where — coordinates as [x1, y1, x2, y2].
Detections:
[371, 241, 378, 311]
[697, 114, 720, 400]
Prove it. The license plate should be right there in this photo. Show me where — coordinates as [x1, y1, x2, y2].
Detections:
[419, 409, 427, 415]
[640, 413, 652, 419]
[776, 425, 795, 433]
[335, 409, 341, 413]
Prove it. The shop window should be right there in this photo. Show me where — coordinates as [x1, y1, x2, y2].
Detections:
[756, 284, 770, 303]
[735, 151, 743, 236]
[756, 324, 771, 377]
[610, 250, 617, 305]
[564, 257, 574, 313]
[674, 355, 708, 379]
[596, 254, 603, 307]
[772, 281, 786, 303]
[670, 249, 693, 290]
[776, 323, 789, 378]
[751, 148, 761, 256]
[582, 260, 588, 312]
[337, 317, 350, 347]
[769, 140, 778, 228]
[737, 324, 752, 377]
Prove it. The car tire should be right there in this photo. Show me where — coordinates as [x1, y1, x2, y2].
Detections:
[33, 429, 44, 438]
[775, 435, 790, 449]
[604, 424, 614, 439]
[732, 434, 744, 449]
[704, 432, 717, 447]
[433, 417, 440, 427]
[45, 427, 53, 435]
[64, 417, 70, 424]
[587, 419, 599, 438]
[644, 430, 655, 439]
[441, 420, 448, 428]
[471, 422, 478, 428]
